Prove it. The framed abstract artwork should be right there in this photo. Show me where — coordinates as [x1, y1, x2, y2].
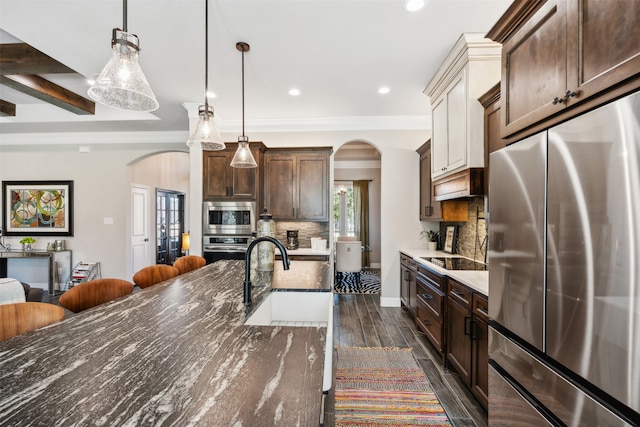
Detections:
[2, 181, 74, 236]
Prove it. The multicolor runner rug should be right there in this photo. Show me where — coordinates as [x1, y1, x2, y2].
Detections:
[334, 347, 452, 426]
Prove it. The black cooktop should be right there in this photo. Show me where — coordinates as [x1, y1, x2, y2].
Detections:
[421, 257, 487, 271]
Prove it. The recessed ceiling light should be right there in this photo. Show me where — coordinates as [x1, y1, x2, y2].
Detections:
[87, 79, 96, 85]
[378, 86, 390, 94]
[404, 0, 425, 12]
[288, 88, 301, 96]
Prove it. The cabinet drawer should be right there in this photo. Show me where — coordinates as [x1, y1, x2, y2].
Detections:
[416, 299, 443, 353]
[417, 279, 444, 321]
[417, 264, 446, 292]
[473, 293, 489, 322]
[448, 279, 472, 310]
[400, 253, 411, 267]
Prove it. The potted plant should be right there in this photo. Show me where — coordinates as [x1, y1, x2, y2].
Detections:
[19, 237, 36, 252]
[421, 230, 439, 251]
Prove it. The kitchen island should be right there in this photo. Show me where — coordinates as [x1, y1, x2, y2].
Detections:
[0, 260, 330, 426]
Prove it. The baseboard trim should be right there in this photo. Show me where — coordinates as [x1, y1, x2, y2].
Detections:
[380, 297, 401, 307]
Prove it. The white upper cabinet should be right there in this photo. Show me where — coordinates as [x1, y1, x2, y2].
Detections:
[424, 33, 501, 180]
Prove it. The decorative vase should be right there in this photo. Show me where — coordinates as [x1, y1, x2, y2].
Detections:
[22, 243, 33, 252]
[427, 241, 437, 251]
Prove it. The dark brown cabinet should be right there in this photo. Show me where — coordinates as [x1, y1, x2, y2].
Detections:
[400, 253, 417, 315]
[471, 293, 489, 409]
[203, 142, 265, 201]
[264, 148, 331, 221]
[446, 278, 488, 409]
[488, 0, 640, 140]
[417, 141, 442, 220]
[446, 279, 473, 385]
[479, 82, 503, 196]
[415, 265, 447, 360]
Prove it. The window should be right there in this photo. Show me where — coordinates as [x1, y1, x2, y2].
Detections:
[334, 182, 354, 237]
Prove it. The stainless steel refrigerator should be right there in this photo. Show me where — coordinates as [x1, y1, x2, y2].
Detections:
[488, 90, 640, 426]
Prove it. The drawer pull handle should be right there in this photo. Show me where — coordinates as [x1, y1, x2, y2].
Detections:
[464, 316, 471, 336]
[421, 293, 433, 300]
[451, 290, 469, 304]
[476, 306, 488, 317]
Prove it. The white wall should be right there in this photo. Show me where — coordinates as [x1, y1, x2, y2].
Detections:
[1, 128, 429, 306]
[0, 142, 186, 281]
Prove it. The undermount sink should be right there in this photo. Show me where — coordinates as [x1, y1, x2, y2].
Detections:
[245, 290, 333, 391]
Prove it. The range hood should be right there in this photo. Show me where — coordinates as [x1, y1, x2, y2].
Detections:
[433, 168, 484, 201]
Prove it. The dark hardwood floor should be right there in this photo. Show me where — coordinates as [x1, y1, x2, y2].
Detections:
[324, 293, 487, 427]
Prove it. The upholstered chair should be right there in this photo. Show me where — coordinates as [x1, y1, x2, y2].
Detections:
[173, 255, 206, 275]
[0, 302, 65, 342]
[58, 278, 134, 313]
[132, 265, 180, 289]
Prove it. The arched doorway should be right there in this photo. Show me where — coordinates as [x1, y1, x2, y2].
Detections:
[333, 141, 381, 269]
[128, 151, 190, 277]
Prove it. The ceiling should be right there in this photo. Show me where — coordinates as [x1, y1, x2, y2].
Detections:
[0, 0, 510, 137]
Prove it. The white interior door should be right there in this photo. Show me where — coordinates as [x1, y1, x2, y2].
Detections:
[131, 186, 150, 275]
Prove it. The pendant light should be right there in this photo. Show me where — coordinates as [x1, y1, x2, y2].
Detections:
[230, 42, 257, 168]
[187, 0, 225, 150]
[88, 0, 159, 112]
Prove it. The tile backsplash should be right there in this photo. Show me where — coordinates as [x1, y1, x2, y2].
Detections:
[274, 222, 330, 248]
[441, 197, 487, 263]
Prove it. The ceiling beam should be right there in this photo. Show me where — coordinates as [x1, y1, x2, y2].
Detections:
[0, 43, 76, 75]
[0, 99, 17, 116]
[0, 75, 95, 115]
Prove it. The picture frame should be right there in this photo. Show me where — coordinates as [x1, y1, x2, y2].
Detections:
[443, 225, 458, 254]
[2, 180, 74, 236]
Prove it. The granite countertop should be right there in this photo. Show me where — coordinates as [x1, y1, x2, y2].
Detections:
[0, 260, 330, 426]
[400, 248, 489, 296]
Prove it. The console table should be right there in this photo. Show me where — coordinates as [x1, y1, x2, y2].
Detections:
[0, 250, 72, 295]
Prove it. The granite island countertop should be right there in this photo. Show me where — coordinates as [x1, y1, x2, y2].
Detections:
[400, 248, 488, 296]
[0, 260, 330, 426]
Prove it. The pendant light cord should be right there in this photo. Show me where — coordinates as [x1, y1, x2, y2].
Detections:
[204, 0, 209, 108]
[123, 0, 128, 32]
[241, 47, 245, 137]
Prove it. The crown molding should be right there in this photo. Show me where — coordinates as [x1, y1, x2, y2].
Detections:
[0, 131, 189, 146]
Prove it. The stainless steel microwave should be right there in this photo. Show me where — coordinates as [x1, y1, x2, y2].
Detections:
[203, 201, 256, 236]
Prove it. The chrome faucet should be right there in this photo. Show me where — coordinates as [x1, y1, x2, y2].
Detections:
[244, 236, 290, 307]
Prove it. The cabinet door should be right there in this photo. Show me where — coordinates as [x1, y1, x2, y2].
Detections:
[230, 146, 260, 199]
[431, 96, 448, 178]
[264, 154, 296, 219]
[566, 0, 640, 107]
[400, 263, 410, 307]
[446, 71, 467, 172]
[408, 265, 417, 314]
[447, 297, 472, 385]
[419, 147, 442, 220]
[501, 0, 568, 137]
[297, 155, 328, 221]
[471, 316, 488, 409]
[203, 151, 232, 199]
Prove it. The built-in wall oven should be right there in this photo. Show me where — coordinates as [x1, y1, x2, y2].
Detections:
[202, 201, 256, 264]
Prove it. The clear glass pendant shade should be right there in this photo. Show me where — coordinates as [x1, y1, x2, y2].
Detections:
[88, 31, 159, 112]
[230, 136, 257, 168]
[187, 104, 225, 150]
